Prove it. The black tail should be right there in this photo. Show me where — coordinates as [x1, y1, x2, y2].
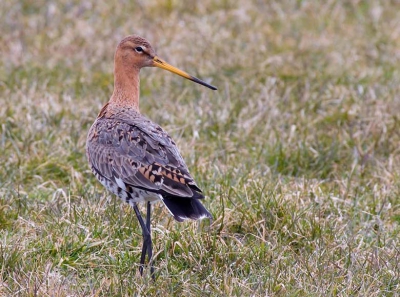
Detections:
[162, 197, 212, 222]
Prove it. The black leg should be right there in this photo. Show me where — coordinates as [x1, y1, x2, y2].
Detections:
[146, 201, 151, 232]
[146, 202, 155, 278]
[133, 202, 155, 280]
[132, 203, 150, 277]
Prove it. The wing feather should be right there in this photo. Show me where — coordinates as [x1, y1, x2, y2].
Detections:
[87, 111, 203, 199]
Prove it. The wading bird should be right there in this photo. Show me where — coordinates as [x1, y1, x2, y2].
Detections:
[86, 35, 216, 278]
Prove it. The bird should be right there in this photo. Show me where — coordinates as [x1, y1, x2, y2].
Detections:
[86, 35, 217, 278]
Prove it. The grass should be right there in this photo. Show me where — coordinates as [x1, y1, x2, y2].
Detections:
[1, 0, 400, 296]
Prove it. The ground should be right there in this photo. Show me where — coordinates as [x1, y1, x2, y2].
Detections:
[0, 0, 399, 296]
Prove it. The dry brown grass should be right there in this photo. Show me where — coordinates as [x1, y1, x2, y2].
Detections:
[1, 0, 400, 296]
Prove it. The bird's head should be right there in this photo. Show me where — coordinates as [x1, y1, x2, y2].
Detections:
[116, 35, 217, 90]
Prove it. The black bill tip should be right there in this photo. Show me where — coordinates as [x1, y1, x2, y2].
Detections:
[190, 76, 217, 90]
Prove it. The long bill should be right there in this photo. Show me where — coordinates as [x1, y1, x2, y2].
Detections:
[152, 56, 217, 90]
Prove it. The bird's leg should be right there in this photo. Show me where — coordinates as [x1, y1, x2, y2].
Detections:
[132, 203, 153, 278]
[146, 201, 155, 278]
[139, 202, 154, 278]
[146, 201, 151, 234]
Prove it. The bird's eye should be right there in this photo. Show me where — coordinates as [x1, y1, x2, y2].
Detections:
[135, 46, 144, 53]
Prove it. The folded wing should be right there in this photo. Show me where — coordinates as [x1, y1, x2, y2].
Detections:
[87, 111, 211, 221]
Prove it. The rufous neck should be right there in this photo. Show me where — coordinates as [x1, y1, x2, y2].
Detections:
[110, 57, 141, 111]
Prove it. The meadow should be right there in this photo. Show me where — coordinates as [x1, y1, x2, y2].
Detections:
[1, 0, 399, 296]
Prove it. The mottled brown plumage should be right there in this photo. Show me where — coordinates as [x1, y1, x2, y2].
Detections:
[86, 35, 216, 278]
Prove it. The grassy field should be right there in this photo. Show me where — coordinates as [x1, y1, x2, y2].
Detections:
[1, 0, 400, 296]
